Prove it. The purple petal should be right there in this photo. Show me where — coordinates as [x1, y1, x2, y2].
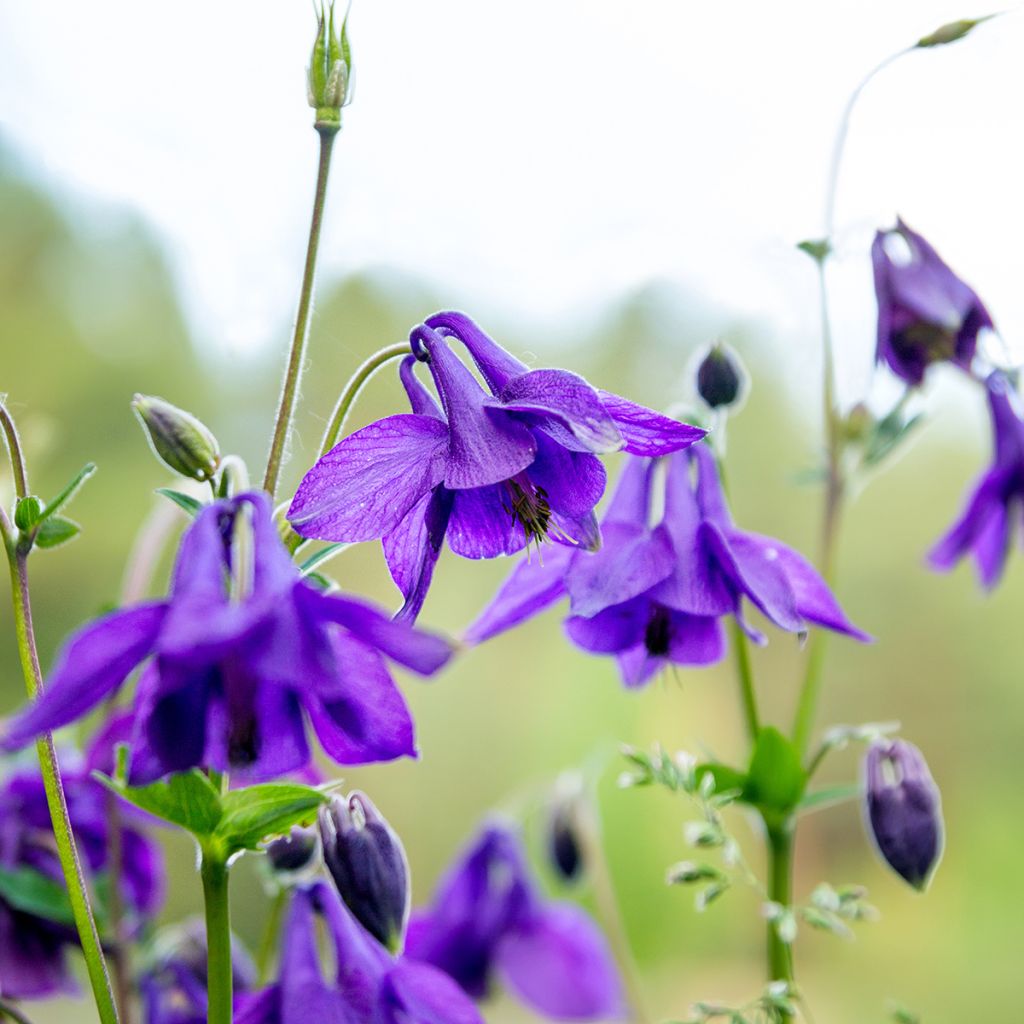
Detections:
[741, 533, 871, 641]
[497, 369, 623, 453]
[288, 414, 449, 541]
[302, 589, 453, 675]
[447, 485, 525, 558]
[379, 961, 484, 1024]
[928, 467, 1010, 574]
[0, 904, 76, 1000]
[423, 311, 530, 393]
[602, 457, 656, 527]
[551, 510, 602, 552]
[615, 645, 663, 688]
[234, 987, 281, 1024]
[691, 444, 732, 526]
[496, 904, 624, 1021]
[463, 547, 572, 644]
[971, 500, 1011, 590]
[596, 390, 705, 456]
[243, 491, 306, 597]
[666, 611, 726, 665]
[418, 329, 537, 489]
[383, 488, 455, 622]
[169, 500, 230, 602]
[3, 603, 166, 751]
[564, 598, 648, 654]
[529, 436, 607, 519]
[400, 355, 445, 419]
[306, 634, 416, 765]
[121, 827, 166, 917]
[565, 524, 674, 618]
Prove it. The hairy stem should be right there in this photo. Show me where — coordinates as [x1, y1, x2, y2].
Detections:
[262, 126, 339, 499]
[5, 548, 119, 1024]
[201, 853, 232, 1024]
[0, 402, 29, 499]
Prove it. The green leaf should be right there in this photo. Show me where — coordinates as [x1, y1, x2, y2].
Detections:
[695, 761, 747, 797]
[156, 487, 204, 517]
[14, 495, 43, 531]
[863, 411, 923, 467]
[796, 238, 831, 263]
[39, 462, 96, 523]
[34, 515, 81, 549]
[97, 767, 223, 837]
[0, 865, 76, 925]
[798, 783, 861, 815]
[744, 727, 806, 814]
[215, 783, 328, 854]
[299, 542, 351, 575]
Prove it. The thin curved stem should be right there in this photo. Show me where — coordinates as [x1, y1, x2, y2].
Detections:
[729, 619, 760, 744]
[0, 401, 29, 499]
[0, 1000, 35, 1024]
[5, 548, 119, 1024]
[262, 126, 339, 499]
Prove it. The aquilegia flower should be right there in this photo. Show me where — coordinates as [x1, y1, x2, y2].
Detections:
[2, 491, 452, 784]
[288, 311, 704, 619]
[929, 372, 1024, 588]
[872, 219, 994, 386]
[235, 881, 482, 1024]
[405, 824, 623, 1021]
[467, 444, 869, 687]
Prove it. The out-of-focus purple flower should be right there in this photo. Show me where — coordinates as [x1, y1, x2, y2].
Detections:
[139, 919, 256, 1024]
[872, 219, 993, 386]
[265, 826, 320, 876]
[405, 824, 624, 1021]
[930, 372, 1024, 588]
[2, 492, 452, 784]
[467, 445, 869, 687]
[288, 311, 704, 621]
[234, 882, 482, 1024]
[863, 740, 944, 891]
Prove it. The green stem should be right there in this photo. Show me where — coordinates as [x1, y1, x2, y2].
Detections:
[201, 852, 232, 1024]
[255, 888, 287, 986]
[0, 1000, 34, 1024]
[765, 820, 795, 992]
[0, 402, 30, 499]
[729, 618, 760, 743]
[5, 547, 119, 1024]
[262, 126, 339, 499]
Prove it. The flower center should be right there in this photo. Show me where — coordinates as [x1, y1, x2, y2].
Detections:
[503, 476, 552, 547]
[644, 606, 671, 656]
[893, 321, 959, 364]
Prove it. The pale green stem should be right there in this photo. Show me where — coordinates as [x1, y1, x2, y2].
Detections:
[255, 888, 288, 986]
[262, 126, 339, 499]
[765, 818, 796, 1003]
[201, 852, 232, 1024]
[729, 619, 760, 744]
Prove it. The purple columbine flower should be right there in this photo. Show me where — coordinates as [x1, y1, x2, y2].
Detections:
[287, 311, 705, 620]
[405, 824, 624, 1021]
[2, 492, 452, 784]
[139, 919, 256, 1024]
[234, 881, 483, 1024]
[930, 372, 1024, 588]
[872, 219, 993, 386]
[863, 740, 944, 891]
[466, 444, 869, 687]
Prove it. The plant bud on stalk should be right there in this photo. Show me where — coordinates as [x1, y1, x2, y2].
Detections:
[319, 791, 410, 952]
[132, 394, 221, 482]
[546, 774, 588, 883]
[863, 740, 944, 891]
[265, 825, 320, 875]
[308, 2, 353, 129]
[695, 342, 746, 410]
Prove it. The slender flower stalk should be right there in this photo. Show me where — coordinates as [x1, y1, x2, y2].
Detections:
[201, 851, 233, 1024]
[729, 619, 760, 744]
[262, 126, 338, 499]
[0, 1000, 35, 1024]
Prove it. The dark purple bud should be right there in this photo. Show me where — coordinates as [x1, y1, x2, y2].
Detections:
[132, 394, 221, 482]
[319, 791, 410, 952]
[546, 775, 588, 883]
[265, 825, 320, 875]
[864, 740, 944, 891]
[695, 342, 745, 410]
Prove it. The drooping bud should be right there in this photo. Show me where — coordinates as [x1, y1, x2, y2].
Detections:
[695, 342, 746, 410]
[863, 740, 944, 891]
[308, 2, 353, 130]
[318, 791, 410, 952]
[917, 15, 995, 49]
[265, 825, 320, 875]
[132, 395, 221, 482]
[546, 774, 588, 883]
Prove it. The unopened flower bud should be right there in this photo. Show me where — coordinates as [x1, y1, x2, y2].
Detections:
[308, 3, 352, 129]
[265, 826, 320, 875]
[917, 15, 994, 49]
[546, 774, 588, 883]
[319, 791, 409, 952]
[132, 395, 220, 482]
[863, 740, 944, 891]
[695, 342, 746, 410]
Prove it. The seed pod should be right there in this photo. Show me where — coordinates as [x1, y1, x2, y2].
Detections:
[319, 791, 410, 952]
[132, 394, 220, 482]
[863, 740, 944, 891]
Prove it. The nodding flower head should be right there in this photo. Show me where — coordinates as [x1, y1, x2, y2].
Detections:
[695, 342, 746, 411]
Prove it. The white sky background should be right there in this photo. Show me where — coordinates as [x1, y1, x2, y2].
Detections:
[0, 1, 1021, 411]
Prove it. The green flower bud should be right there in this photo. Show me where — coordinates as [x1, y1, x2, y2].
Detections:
[917, 15, 995, 49]
[132, 395, 221, 482]
[308, 3, 353, 129]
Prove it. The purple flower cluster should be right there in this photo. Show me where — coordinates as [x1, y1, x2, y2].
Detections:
[3, 492, 452, 783]
[468, 444, 868, 686]
[289, 312, 704, 620]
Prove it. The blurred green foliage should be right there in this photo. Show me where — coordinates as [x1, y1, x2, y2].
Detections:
[2, 146, 1021, 1023]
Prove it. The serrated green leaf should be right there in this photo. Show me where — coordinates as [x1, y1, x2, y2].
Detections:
[798, 783, 861, 814]
[34, 515, 81, 549]
[215, 783, 327, 854]
[96, 768, 223, 837]
[0, 865, 76, 926]
[155, 487, 204, 517]
[744, 727, 806, 814]
[40, 462, 96, 523]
